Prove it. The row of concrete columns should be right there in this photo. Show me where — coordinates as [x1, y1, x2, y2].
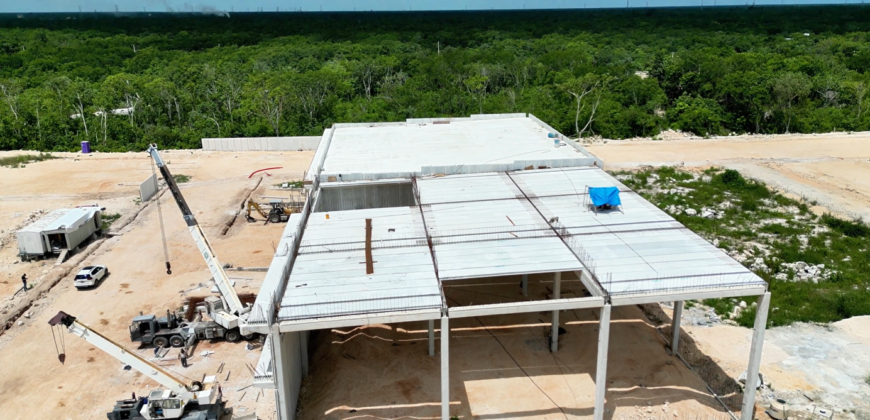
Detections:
[434, 289, 771, 420]
[271, 275, 770, 420]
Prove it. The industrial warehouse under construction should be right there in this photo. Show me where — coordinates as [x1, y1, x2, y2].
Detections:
[242, 113, 771, 420]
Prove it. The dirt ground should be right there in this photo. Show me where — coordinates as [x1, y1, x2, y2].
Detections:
[586, 132, 870, 221]
[0, 149, 313, 420]
[588, 133, 870, 418]
[298, 275, 733, 420]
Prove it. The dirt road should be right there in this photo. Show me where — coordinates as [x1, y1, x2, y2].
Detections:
[586, 132, 870, 220]
[0, 149, 312, 420]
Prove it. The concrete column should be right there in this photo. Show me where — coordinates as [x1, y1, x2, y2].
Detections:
[441, 316, 450, 420]
[550, 272, 562, 352]
[271, 327, 292, 420]
[521, 274, 528, 297]
[300, 330, 309, 378]
[428, 319, 435, 357]
[741, 292, 771, 420]
[671, 301, 683, 356]
[593, 304, 612, 420]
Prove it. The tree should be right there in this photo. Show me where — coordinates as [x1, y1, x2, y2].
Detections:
[773, 72, 811, 133]
[558, 74, 609, 138]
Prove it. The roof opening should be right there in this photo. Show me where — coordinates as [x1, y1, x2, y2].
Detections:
[316, 182, 415, 212]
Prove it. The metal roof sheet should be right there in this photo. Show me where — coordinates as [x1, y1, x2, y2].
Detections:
[17, 207, 99, 234]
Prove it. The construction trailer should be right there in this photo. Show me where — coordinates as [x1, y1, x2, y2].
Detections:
[16, 206, 102, 261]
[245, 114, 772, 420]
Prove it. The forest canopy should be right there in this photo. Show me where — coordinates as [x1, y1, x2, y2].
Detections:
[1, 6, 870, 151]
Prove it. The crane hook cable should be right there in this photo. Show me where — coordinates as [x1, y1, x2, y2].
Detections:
[150, 153, 172, 275]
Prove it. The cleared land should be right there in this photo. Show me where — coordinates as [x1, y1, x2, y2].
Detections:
[586, 132, 870, 221]
[0, 150, 312, 420]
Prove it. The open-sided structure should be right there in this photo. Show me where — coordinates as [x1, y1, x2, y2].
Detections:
[247, 114, 770, 420]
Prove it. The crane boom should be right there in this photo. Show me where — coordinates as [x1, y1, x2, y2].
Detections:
[146, 145, 245, 317]
[49, 311, 190, 394]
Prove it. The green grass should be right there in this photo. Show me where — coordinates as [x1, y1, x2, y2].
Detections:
[173, 174, 191, 183]
[615, 166, 870, 327]
[0, 153, 57, 168]
[865, 375, 870, 386]
[100, 213, 122, 230]
[275, 180, 304, 188]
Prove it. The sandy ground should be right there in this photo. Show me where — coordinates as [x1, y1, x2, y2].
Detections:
[298, 275, 733, 420]
[586, 132, 870, 220]
[0, 149, 313, 420]
[588, 133, 870, 418]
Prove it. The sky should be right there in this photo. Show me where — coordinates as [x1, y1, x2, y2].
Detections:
[0, 0, 861, 13]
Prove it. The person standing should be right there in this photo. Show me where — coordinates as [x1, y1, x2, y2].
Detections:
[178, 349, 188, 368]
[21, 274, 27, 292]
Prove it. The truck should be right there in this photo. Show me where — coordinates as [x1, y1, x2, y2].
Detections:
[146, 145, 256, 338]
[48, 311, 228, 420]
[128, 310, 243, 348]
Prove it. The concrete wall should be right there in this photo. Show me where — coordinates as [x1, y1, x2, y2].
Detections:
[139, 173, 158, 202]
[275, 330, 307, 420]
[201, 136, 321, 151]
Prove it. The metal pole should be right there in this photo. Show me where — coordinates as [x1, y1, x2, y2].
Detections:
[741, 292, 771, 420]
[593, 304, 611, 420]
[671, 301, 684, 355]
[551, 272, 561, 352]
[441, 316, 450, 420]
[521, 274, 528, 297]
[300, 331, 309, 378]
[428, 319, 435, 356]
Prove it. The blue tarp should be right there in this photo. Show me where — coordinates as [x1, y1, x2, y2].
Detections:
[588, 187, 621, 207]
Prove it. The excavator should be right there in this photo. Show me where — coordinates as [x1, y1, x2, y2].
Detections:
[48, 311, 227, 420]
[245, 199, 294, 224]
[146, 144, 255, 338]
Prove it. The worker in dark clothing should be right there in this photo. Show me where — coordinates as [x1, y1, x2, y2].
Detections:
[178, 349, 188, 368]
[21, 274, 27, 292]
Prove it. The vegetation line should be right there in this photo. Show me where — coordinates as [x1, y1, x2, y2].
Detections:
[1, 7, 870, 151]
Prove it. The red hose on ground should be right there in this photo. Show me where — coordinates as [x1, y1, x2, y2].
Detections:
[249, 167, 283, 178]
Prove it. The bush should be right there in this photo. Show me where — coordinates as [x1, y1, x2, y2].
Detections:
[101, 213, 122, 230]
[823, 214, 870, 238]
[836, 291, 870, 318]
[718, 169, 746, 188]
[173, 174, 192, 183]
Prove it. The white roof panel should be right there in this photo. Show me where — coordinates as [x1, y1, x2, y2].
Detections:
[322, 117, 585, 175]
[17, 207, 99, 234]
[279, 207, 440, 321]
[278, 151, 766, 323]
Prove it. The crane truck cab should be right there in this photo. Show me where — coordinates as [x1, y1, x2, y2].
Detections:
[129, 312, 193, 349]
[129, 310, 245, 348]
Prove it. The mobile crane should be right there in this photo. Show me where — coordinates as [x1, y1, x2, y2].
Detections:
[146, 144, 255, 338]
[48, 311, 227, 420]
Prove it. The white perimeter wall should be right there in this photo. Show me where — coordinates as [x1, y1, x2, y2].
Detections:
[139, 173, 158, 202]
[275, 330, 307, 420]
[202, 137, 321, 151]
